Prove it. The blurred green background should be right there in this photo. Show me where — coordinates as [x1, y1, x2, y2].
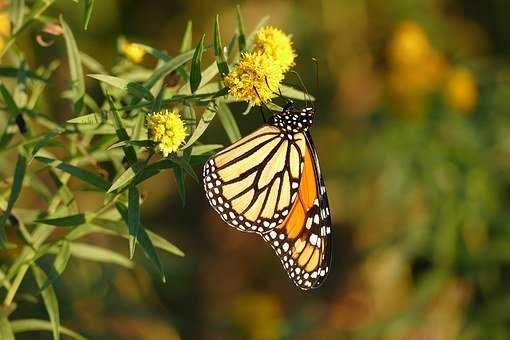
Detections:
[6, 0, 510, 339]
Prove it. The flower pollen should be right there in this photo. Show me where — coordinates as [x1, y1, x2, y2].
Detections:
[253, 26, 296, 73]
[146, 110, 187, 157]
[225, 52, 284, 105]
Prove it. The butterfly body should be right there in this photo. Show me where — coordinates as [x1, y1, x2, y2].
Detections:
[203, 106, 331, 290]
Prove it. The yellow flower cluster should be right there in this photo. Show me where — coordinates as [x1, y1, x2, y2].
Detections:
[444, 67, 477, 112]
[253, 26, 296, 72]
[122, 40, 145, 64]
[225, 26, 296, 105]
[146, 110, 187, 157]
[0, 11, 11, 52]
[225, 52, 284, 105]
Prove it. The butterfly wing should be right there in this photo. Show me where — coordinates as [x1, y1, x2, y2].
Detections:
[203, 125, 306, 233]
[262, 131, 332, 290]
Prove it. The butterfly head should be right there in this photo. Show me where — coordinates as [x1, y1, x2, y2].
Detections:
[269, 107, 315, 133]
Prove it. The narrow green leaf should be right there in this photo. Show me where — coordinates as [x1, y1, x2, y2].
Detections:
[69, 242, 133, 268]
[0, 67, 48, 82]
[66, 111, 109, 125]
[217, 100, 241, 142]
[144, 49, 196, 90]
[60, 15, 85, 113]
[181, 107, 216, 149]
[174, 167, 186, 206]
[107, 94, 138, 165]
[35, 214, 87, 227]
[279, 84, 315, 101]
[214, 15, 229, 78]
[137, 44, 171, 62]
[39, 241, 71, 291]
[0, 154, 26, 246]
[0, 84, 19, 116]
[116, 203, 166, 281]
[11, 319, 85, 340]
[31, 131, 62, 156]
[236, 5, 247, 52]
[180, 21, 193, 53]
[172, 157, 199, 183]
[83, 0, 95, 30]
[108, 166, 136, 192]
[32, 265, 60, 340]
[127, 185, 140, 258]
[107, 140, 154, 151]
[88, 74, 128, 89]
[190, 34, 205, 93]
[0, 316, 15, 340]
[191, 144, 223, 155]
[126, 82, 154, 101]
[12, 0, 25, 32]
[34, 156, 110, 191]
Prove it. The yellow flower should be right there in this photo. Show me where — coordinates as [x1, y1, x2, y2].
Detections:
[444, 67, 478, 112]
[122, 40, 145, 63]
[388, 22, 431, 67]
[146, 110, 187, 157]
[225, 52, 284, 105]
[253, 26, 296, 72]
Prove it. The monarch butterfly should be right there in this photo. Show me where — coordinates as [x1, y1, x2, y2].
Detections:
[203, 104, 331, 290]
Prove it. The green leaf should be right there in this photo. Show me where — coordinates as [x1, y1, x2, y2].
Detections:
[279, 84, 315, 101]
[180, 20, 193, 53]
[181, 107, 216, 149]
[0, 67, 48, 82]
[190, 34, 205, 93]
[0, 154, 26, 247]
[107, 139, 154, 151]
[31, 130, 62, 156]
[214, 15, 229, 78]
[116, 203, 167, 281]
[11, 319, 86, 340]
[0, 84, 19, 116]
[107, 94, 138, 165]
[0, 316, 15, 340]
[126, 82, 154, 101]
[88, 74, 128, 88]
[35, 214, 87, 227]
[107, 166, 136, 193]
[217, 100, 241, 142]
[236, 5, 247, 52]
[88, 74, 154, 100]
[83, 0, 95, 30]
[66, 111, 109, 125]
[144, 49, 196, 90]
[69, 242, 133, 268]
[11, 0, 24, 32]
[174, 167, 186, 206]
[191, 144, 223, 155]
[32, 265, 60, 340]
[127, 185, 141, 258]
[39, 241, 71, 291]
[60, 15, 85, 113]
[35, 156, 110, 191]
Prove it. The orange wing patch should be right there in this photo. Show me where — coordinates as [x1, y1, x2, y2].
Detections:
[262, 147, 328, 290]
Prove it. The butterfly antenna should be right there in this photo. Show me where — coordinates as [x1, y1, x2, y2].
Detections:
[253, 86, 272, 122]
[313, 57, 319, 111]
[289, 70, 313, 110]
[264, 76, 293, 110]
